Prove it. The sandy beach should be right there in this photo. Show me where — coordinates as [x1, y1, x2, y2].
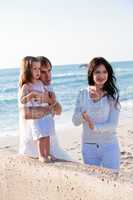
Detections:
[0, 116, 133, 184]
[0, 115, 133, 200]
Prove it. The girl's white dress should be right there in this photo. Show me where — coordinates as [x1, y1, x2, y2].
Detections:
[18, 81, 71, 160]
[26, 80, 55, 140]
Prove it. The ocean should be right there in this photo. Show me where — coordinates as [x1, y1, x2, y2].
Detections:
[0, 61, 133, 137]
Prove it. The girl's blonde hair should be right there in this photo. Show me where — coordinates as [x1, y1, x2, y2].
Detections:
[19, 56, 39, 88]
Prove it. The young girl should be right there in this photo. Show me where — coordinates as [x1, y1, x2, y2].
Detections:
[19, 56, 56, 162]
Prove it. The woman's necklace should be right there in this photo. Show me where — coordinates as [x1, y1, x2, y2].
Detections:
[93, 89, 106, 102]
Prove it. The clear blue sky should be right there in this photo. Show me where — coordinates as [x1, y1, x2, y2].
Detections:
[0, 0, 133, 68]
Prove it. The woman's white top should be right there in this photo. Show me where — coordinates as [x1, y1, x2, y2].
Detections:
[72, 87, 120, 144]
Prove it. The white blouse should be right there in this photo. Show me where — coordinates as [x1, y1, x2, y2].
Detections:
[72, 87, 120, 144]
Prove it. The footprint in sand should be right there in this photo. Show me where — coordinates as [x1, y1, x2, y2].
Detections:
[128, 130, 133, 134]
[121, 151, 126, 155]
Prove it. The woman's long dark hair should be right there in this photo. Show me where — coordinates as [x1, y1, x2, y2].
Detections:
[88, 57, 119, 105]
[19, 56, 39, 88]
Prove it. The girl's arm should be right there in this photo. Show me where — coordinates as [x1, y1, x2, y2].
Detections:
[20, 84, 34, 104]
[35, 91, 56, 105]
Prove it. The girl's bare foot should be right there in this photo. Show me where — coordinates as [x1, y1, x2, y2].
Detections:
[39, 156, 49, 163]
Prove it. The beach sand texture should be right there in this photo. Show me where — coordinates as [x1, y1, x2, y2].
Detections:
[0, 117, 133, 199]
[0, 152, 133, 200]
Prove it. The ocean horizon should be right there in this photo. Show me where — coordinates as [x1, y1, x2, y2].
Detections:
[0, 61, 133, 137]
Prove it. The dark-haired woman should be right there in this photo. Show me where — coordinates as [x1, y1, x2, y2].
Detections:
[72, 57, 121, 171]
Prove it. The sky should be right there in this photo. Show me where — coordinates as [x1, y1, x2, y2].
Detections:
[0, 0, 133, 68]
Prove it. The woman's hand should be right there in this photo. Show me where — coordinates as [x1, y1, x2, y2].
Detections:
[89, 86, 100, 101]
[87, 119, 94, 129]
[89, 86, 105, 102]
[82, 111, 94, 129]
